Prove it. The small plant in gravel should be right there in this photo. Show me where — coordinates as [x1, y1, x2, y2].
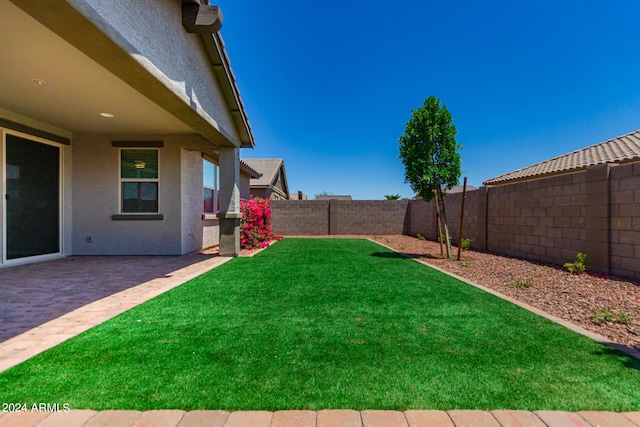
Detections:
[459, 261, 469, 268]
[564, 252, 589, 275]
[514, 279, 533, 288]
[460, 238, 472, 251]
[592, 305, 633, 325]
[416, 233, 426, 240]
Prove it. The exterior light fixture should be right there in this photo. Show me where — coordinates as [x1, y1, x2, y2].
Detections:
[100, 112, 115, 118]
[31, 78, 46, 85]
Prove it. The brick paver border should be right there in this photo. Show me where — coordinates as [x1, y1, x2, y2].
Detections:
[1, 409, 639, 427]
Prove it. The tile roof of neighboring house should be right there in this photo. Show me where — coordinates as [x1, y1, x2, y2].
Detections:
[413, 185, 478, 199]
[445, 185, 478, 194]
[483, 129, 640, 185]
[239, 159, 262, 178]
[242, 158, 285, 187]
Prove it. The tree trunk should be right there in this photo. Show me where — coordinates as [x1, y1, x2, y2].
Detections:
[436, 185, 453, 258]
[433, 190, 444, 258]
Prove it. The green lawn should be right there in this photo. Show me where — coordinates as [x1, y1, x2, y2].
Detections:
[1, 238, 639, 411]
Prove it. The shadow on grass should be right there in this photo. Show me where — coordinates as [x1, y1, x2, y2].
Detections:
[371, 252, 407, 259]
[594, 345, 640, 370]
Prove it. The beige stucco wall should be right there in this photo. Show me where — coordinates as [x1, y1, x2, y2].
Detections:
[181, 148, 203, 254]
[240, 173, 251, 200]
[180, 148, 220, 252]
[72, 134, 185, 255]
[250, 188, 269, 199]
[70, 0, 240, 145]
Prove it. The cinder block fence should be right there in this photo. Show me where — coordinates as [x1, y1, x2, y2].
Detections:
[271, 200, 410, 236]
[272, 162, 640, 280]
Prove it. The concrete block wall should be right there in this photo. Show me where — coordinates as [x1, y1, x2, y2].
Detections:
[271, 201, 330, 235]
[406, 200, 437, 240]
[271, 200, 410, 235]
[485, 172, 589, 266]
[446, 164, 638, 279]
[329, 201, 410, 235]
[405, 189, 487, 251]
[437, 188, 488, 250]
[609, 162, 640, 278]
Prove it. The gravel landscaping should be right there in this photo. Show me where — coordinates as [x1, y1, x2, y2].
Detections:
[364, 234, 640, 352]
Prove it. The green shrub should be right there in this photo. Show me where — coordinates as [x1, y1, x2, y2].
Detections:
[460, 238, 472, 251]
[564, 252, 589, 275]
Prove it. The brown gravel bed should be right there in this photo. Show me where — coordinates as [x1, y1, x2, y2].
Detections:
[363, 234, 640, 352]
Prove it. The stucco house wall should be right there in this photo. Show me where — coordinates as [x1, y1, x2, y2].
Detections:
[250, 188, 269, 199]
[72, 134, 230, 256]
[72, 134, 181, 255]
[240, 173, 251, 200]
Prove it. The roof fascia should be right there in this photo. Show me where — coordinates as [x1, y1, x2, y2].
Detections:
[199, 32, 255, 149]
[240, 160, 262, 178]
[276, 162, 289, 196]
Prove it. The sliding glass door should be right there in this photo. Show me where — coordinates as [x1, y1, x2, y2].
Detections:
[4, 133, 60, 260]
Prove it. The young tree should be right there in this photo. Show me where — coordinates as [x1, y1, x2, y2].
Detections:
[398, 95, 461, 258]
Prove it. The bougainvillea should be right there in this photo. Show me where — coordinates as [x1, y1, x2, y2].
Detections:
[240, 197, 282, 249]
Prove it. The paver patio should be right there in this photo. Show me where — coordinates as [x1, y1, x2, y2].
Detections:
[0, 246, 638, 426]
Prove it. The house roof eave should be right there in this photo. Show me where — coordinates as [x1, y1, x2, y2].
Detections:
[201, 31, 255, 149]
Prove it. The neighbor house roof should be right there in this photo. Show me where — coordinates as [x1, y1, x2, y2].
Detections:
[239, 159, 262, 178]
[483, 129, 640, 185]
[242, 158, 289, 198]
[242, 159, 284, 187]
[445, 185, 478, 194]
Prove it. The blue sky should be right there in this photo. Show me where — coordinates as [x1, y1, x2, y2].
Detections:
[217, 0, 640, 199]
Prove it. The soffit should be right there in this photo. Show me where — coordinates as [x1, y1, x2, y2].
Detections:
[0, 1, 192, 135]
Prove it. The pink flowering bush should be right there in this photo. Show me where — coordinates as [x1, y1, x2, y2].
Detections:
[240, 197, 282, 249]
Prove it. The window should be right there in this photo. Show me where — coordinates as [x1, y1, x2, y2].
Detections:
[203, 159, 219, 213]
[120, 149, 158, 213]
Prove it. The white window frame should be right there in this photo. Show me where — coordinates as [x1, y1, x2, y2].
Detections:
[119, 148, 159, 214]
[203, 158, 219, 214]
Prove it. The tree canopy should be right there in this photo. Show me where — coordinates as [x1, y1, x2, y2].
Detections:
[398, 95, 461, 201]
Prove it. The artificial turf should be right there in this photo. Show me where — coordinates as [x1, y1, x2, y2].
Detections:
[1, 238, 638, 411]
